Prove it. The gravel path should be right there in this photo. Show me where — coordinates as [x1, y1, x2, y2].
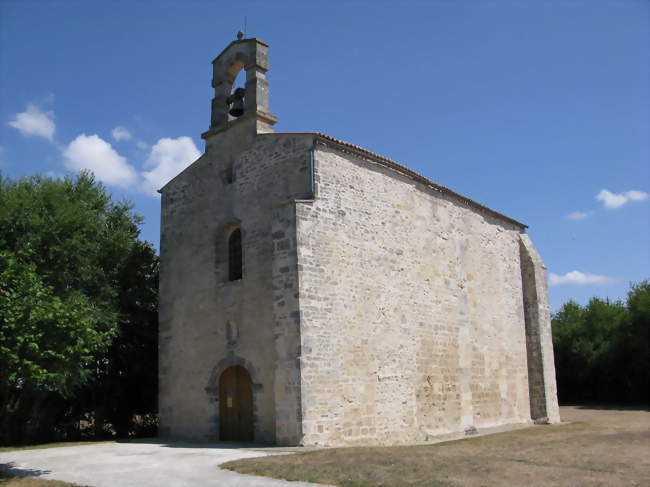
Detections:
[0, 441, 332, 487]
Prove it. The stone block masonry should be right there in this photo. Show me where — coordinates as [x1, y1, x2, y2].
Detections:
[158, 36, 560, 447]
[159, 132, 313, 444]
[295, 145, 547, 446]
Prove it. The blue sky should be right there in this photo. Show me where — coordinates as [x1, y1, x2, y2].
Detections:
[1, 0, 648, 310]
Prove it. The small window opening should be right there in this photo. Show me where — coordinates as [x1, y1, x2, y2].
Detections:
[225, 163, 234, 184]
[228, 228, 243, 281]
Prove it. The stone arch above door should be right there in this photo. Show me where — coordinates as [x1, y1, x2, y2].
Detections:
[205, 353, 263, 394]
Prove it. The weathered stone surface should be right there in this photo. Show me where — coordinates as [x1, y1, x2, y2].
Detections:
[158, 38, 560, 447]
[159, 131, 312, 444]
[294, 146, 551, 446]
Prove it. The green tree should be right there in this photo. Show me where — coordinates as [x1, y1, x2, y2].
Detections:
[614, 281, 650, 404]
[552, 281, 649, 405]
[0, 172, 158, 443]
[551, 300, 586, 402]
[79, 240, 159, 438]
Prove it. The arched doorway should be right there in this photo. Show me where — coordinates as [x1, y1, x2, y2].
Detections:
[219, 366, 253, 441]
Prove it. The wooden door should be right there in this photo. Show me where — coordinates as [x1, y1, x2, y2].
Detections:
[219, 366, 253, 441]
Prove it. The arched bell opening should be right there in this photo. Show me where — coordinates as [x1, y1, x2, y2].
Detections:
[218, 365, 254, 441]
[226, 62, 246, 120]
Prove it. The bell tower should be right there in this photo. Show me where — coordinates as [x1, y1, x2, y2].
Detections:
[201, 35, 278, 142]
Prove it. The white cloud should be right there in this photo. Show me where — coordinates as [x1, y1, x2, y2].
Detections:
[63, 134, 138, 188]
[111, 126, 132, 141]
[596, 189, 648, 209]
[136, 141, 148, 150]
[7, 103, 55, 141]
[549, 271, 616, 286]
[566, 211, 589, 221]
[625, 190, 649, 201]
[141, 136, 200, 195]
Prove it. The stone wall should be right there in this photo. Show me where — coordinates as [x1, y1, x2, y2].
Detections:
[519, 235, 561, 424]
[159, 131, 311, 443]
[296, 145, 535, 446]
[160, 128, 559, 446]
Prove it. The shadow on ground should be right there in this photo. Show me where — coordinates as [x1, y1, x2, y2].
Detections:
[116, 438, 275, 450]
[570, 404, 649, 412]
[1, 462, 51, 478]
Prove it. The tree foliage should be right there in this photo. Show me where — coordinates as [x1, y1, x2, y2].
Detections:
[77, 238, 159, 438]
[552, 281, 649, 405]
[0, 172, 158, 444]
[0, 254, 106, 396]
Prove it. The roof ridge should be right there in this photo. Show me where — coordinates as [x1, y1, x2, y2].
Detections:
[263, 132, 527, 229]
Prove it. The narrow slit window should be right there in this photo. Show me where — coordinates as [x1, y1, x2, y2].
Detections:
[228, 228, 242, 281]
[225, 163, 234, 184]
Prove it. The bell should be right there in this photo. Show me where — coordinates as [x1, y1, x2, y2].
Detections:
[227, 88, 246, 118]
[228, 98, 244, 117]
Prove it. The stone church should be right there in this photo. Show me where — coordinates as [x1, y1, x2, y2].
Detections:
[158, 37, 560, 446]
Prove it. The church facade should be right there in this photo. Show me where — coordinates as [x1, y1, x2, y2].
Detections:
[158, 37, 560, 446]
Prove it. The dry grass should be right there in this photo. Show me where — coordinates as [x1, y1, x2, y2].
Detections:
[0, 472, 85, 486]
[222, 406, 650, 487]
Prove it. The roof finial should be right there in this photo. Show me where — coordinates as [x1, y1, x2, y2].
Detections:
[236, 16, 247, 40]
